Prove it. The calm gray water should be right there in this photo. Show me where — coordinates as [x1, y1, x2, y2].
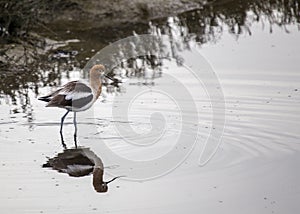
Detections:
[0, 1, 300, 213]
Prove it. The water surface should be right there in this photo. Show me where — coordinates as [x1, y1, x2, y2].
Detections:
[0, 0, 300, 213]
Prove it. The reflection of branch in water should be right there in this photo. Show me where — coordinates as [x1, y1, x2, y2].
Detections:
[151, 0, 300, 44]
[43, 147, 123, 193]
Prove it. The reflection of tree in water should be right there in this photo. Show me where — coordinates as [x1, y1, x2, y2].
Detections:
[109, 0, 300, 86]
[116, 0, 300, 77]
[0, 0, 299, 114]
[0, 57, 77, 115]
[151, 0, 300, 45]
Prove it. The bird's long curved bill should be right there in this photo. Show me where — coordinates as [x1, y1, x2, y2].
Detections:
[104, 74, 114, 81]
[105, 176, 126, 184]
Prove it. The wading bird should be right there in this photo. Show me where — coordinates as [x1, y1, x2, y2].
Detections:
[38, 64, 113, 147]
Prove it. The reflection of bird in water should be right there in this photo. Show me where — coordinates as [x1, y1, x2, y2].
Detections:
[38, 64, 114, 147]
[43, 147, 123, 193]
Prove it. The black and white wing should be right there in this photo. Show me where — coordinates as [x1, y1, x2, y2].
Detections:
[39, 81, 93, 109]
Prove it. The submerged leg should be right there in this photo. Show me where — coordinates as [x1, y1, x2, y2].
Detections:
[60, 110, 70, 149]
[73, 112, 78, 148]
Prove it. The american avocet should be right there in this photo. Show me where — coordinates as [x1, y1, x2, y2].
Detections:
[38, 64, 113, 147]
[43, 147, 123, 192]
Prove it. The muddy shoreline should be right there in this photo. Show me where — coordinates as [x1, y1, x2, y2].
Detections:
[43, 0, 207, 29]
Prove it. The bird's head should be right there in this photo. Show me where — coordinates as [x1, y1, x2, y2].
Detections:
[94, 175, 125, 193]
[90, 64, 114, 81]
[96, 182, 108, 193]
[90, 64, 105, 78]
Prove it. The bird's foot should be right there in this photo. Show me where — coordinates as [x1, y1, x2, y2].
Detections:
[60, 131, 67, 149]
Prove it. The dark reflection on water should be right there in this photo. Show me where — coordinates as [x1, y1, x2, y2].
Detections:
[43, 147, 122, 193]
[0, 0, 299, 115]
[173, 0, 300, 43]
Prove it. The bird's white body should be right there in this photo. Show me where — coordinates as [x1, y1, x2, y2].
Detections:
[39, 65, 104, 112]
[38, 64, 106, 146]
[47, 81, 98, 112]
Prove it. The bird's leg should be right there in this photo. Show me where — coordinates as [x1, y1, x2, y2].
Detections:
[60, 110, 69, 149]
[73, 112, 78, 148]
